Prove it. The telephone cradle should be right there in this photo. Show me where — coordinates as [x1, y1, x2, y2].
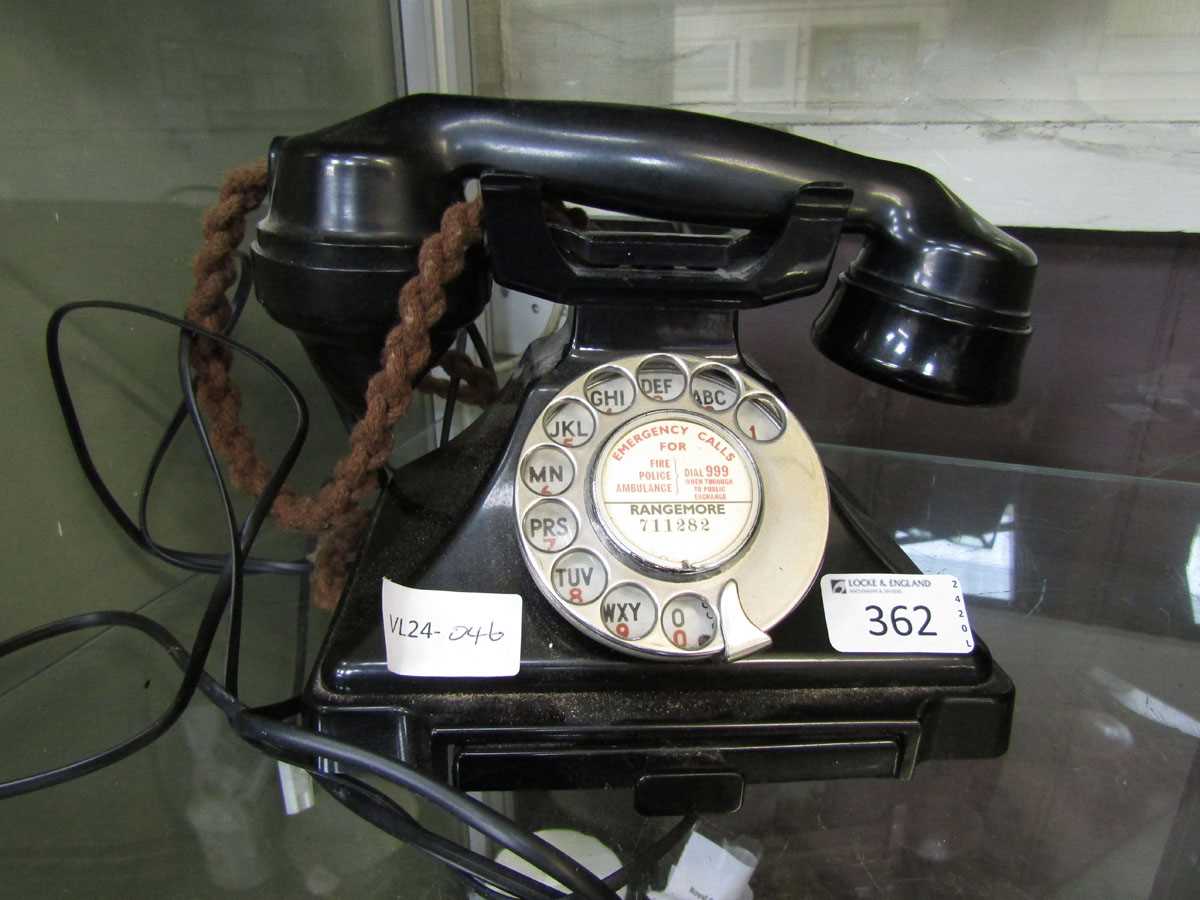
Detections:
[250, 96, 1032, 817]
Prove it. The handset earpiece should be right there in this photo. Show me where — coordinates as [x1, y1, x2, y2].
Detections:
[812, 268, 1032, 405]
[812, 171, 1035, 405]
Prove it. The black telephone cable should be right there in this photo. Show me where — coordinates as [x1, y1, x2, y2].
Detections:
[441, 327, 469, 447]
[0, 302, 305, 798]
[3, 299, 644, 899]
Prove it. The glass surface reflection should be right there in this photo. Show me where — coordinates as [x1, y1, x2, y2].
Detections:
[896, 503, 1015, 605]
[1188, 525, 1200, 625]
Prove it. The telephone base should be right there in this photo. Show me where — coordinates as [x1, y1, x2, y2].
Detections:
[304, 363, 1013, 814]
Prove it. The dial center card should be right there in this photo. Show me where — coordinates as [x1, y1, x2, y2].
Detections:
[595, 413, 761, 573]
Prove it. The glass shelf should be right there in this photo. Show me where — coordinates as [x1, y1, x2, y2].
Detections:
[2, 446, 1196, 898]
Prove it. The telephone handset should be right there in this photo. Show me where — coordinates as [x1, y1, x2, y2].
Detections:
[516, 353, 827, 661]
[252, 95, 1032, 795]
[256, 94, 1035, 415]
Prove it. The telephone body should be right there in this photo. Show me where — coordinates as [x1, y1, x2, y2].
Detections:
[252, 95, 1034, 814]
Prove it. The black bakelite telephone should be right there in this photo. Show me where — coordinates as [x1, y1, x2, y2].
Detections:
[252, 95, 1035, 816]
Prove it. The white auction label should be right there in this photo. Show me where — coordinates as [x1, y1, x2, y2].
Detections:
[650, 830, 757, 900]
[820, 573, 974, 654]
[595, 414, 760, 572]
[381, 579, 522, 677]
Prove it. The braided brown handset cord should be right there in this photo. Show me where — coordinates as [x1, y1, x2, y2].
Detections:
[185, 161, 491, 610]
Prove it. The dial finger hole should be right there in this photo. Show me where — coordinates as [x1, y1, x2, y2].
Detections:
[735, 393, 786, 442]
[690, 365, 739, 412]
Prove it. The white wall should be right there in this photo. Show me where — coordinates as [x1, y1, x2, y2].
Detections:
[475, 0, 1200, 230]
